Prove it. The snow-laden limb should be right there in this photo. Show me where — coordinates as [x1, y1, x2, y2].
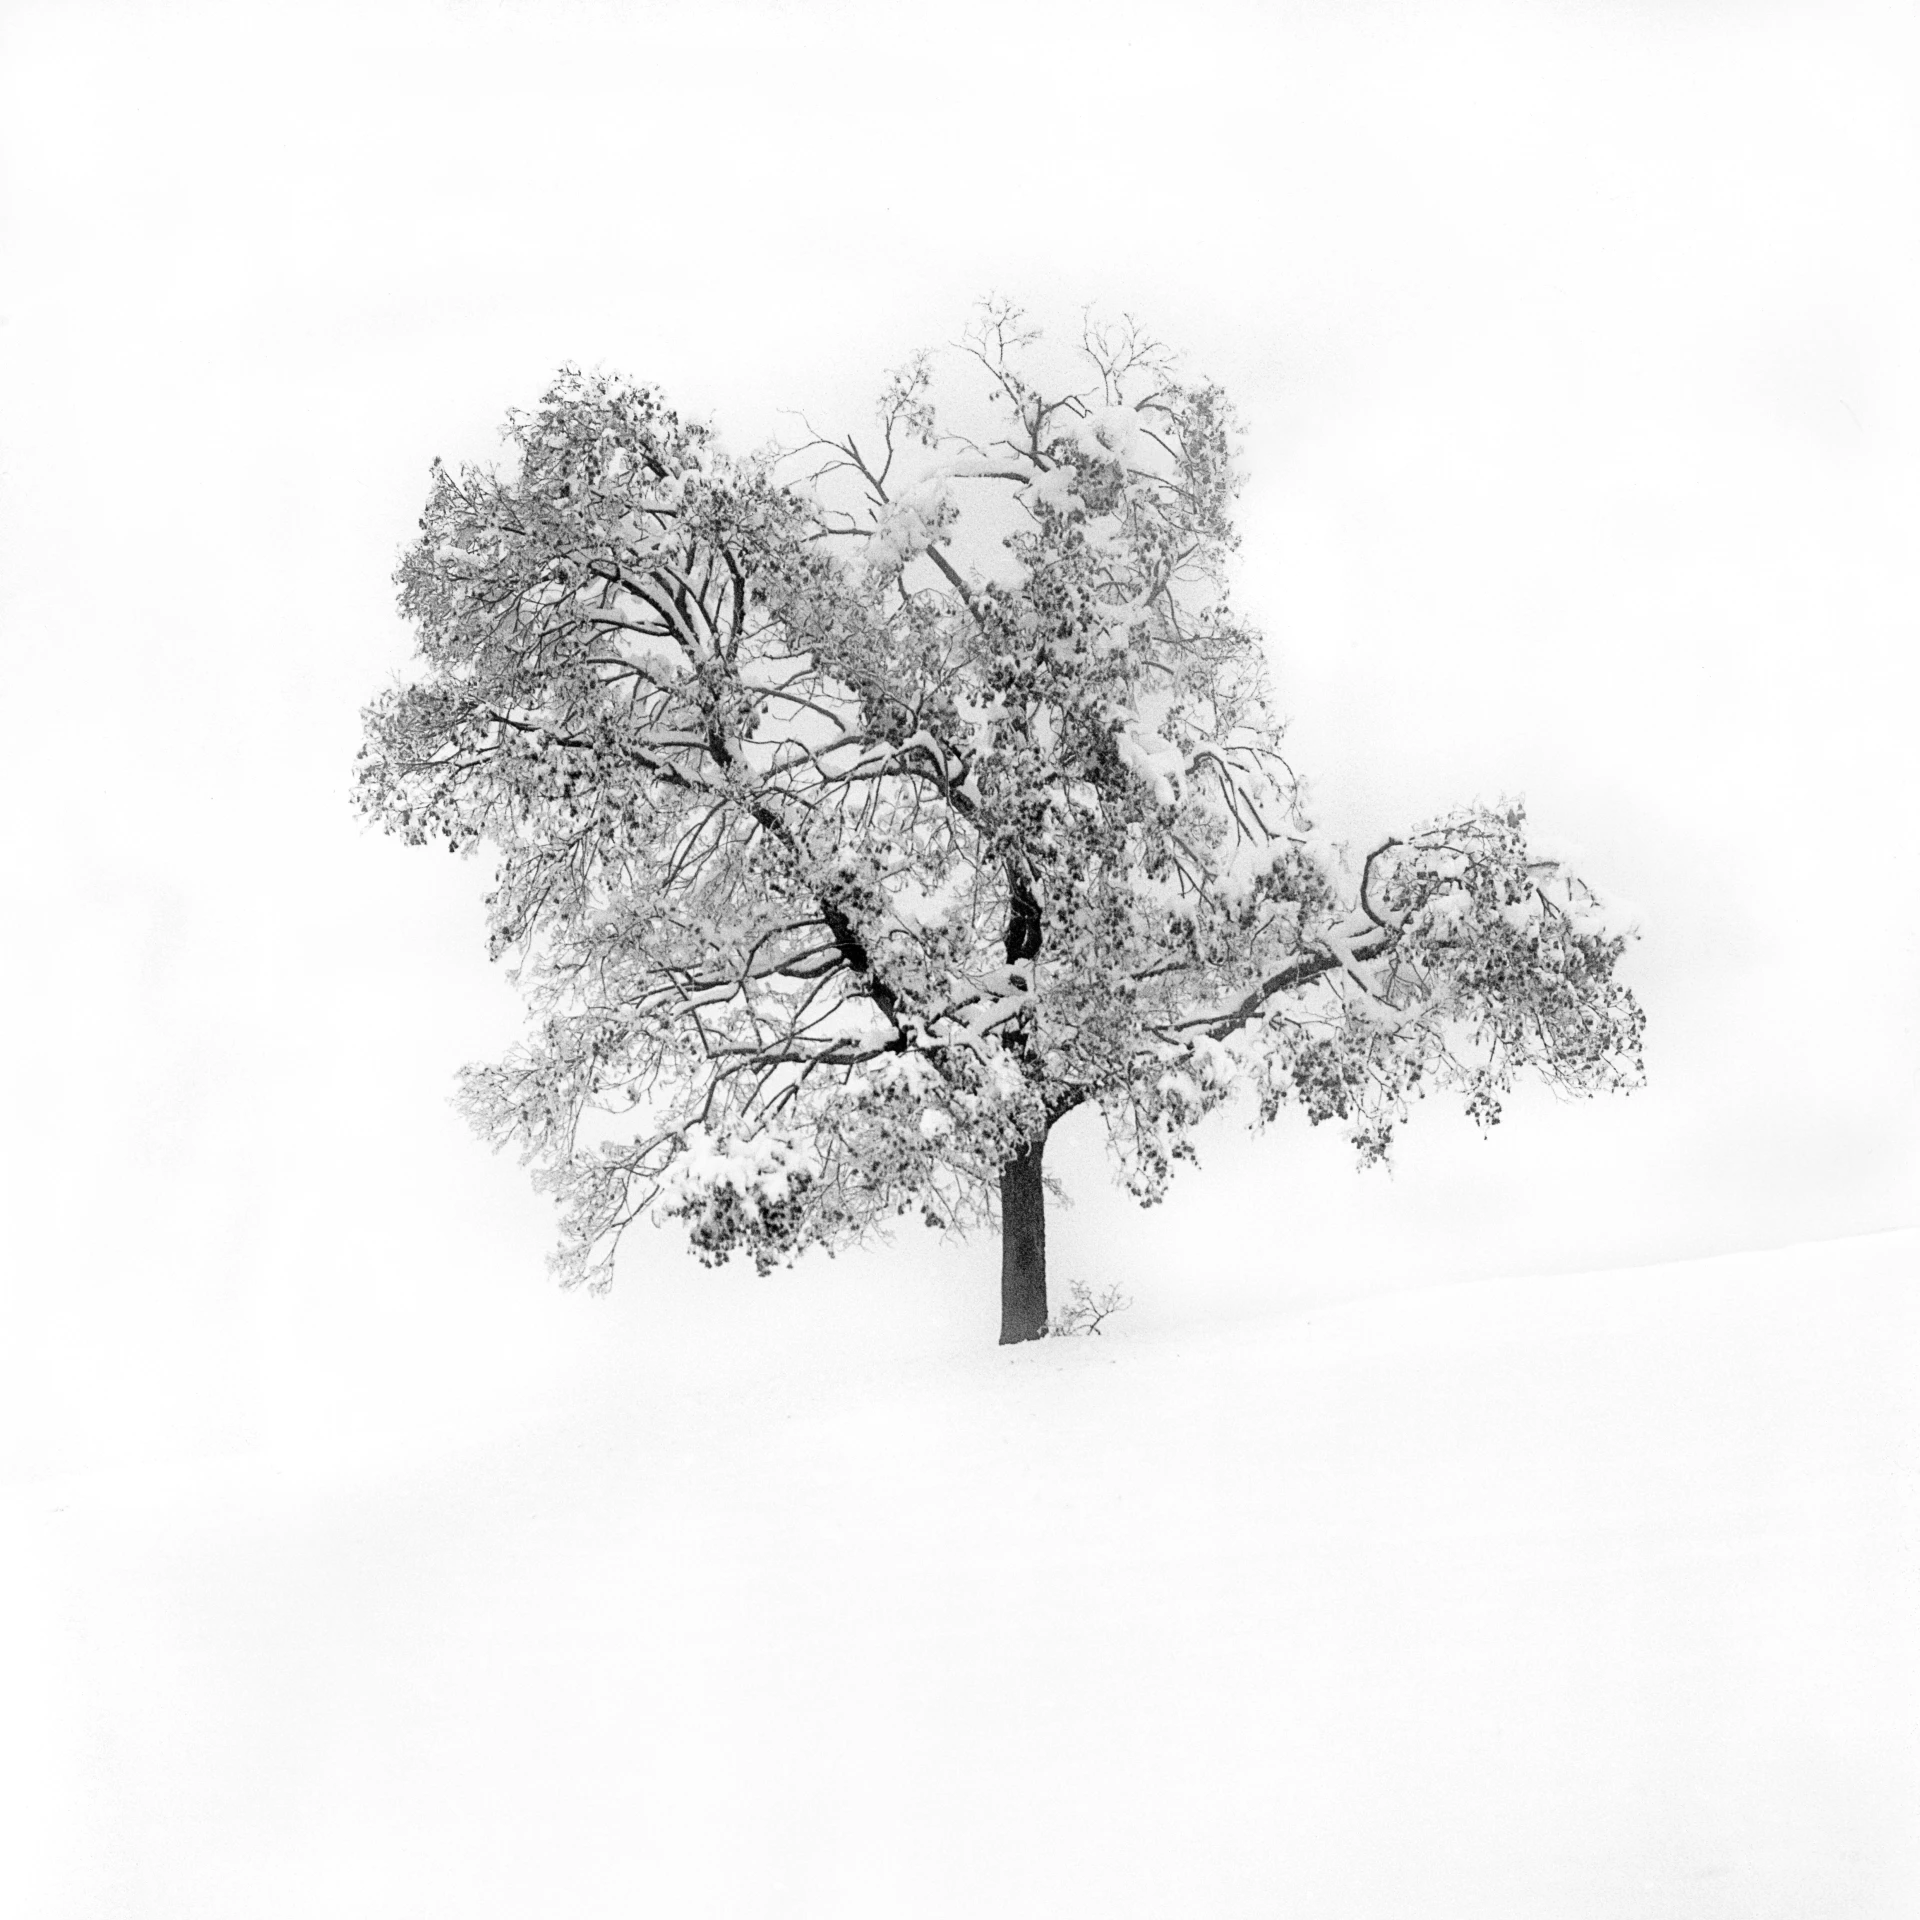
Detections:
[357, 317, 1644, 1310]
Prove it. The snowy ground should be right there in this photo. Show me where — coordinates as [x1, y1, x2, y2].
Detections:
[7, 1231, 1916, 1920]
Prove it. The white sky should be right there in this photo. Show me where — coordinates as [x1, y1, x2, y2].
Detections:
[2, 0, 1916, 1482]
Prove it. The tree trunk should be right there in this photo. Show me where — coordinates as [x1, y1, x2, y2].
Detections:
[998, 1132, 1050, 1345]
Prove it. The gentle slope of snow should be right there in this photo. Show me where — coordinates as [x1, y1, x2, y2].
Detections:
[6, 1231, 1916, 1919]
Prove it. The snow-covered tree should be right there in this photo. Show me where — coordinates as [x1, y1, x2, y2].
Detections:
[357, 303, 1644, 1343]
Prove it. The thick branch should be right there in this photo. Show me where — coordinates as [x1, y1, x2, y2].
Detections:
[1184, 927, 1397, 1041]
[1003, 866, 1042, 967]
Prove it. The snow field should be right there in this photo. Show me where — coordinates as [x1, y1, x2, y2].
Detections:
[6, 1231, 1915, 1919]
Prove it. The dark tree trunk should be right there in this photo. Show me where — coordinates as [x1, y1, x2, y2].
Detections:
[998, 1132, 1050, 1345]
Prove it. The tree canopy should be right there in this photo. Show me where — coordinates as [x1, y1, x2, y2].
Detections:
[357, 303, 1644, 1339]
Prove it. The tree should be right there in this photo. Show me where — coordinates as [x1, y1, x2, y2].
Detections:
[356, 302, 1645, 1344]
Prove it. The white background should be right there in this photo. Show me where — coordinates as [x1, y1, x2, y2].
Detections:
[2, 4, 1916, 1914]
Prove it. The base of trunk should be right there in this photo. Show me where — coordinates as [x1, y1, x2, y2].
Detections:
[998, 1134, 1049, 1344]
